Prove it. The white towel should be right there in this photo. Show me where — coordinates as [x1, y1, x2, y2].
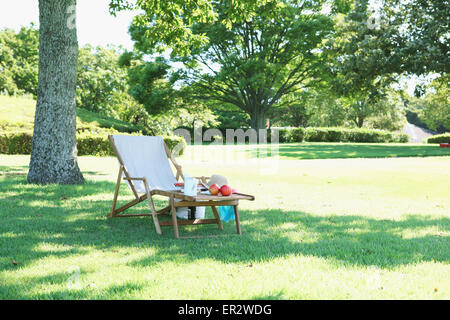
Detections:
[111, 135, 179, 194]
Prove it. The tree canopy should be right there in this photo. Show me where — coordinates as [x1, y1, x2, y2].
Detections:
[126, 0, 352, 130]
[383, 0, 449, 75]
[0, 25, 39, 96]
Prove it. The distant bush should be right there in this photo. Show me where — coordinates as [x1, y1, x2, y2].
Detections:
[76, 133, 114, 156]
[77, 132, 186, 156]
[272, 127, 408, 143]
[0, 131, 186, 156]
[0, 131, 32, 154]
[280, 128, 305, 143]
[426, 133, 450, 144]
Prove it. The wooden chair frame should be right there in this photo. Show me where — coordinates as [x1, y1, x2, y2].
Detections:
[108, 135, 254, 238]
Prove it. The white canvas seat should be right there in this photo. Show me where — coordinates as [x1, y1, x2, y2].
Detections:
[112, 135, 178, 193]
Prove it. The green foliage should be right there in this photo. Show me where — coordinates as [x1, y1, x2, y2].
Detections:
[0, 130, 186, 156]
[277, 128, 306, 143]
[211, 103, 251, 130]
[419, 76, 450, 132]
[76, 45, 130, 118]
[112, 0, 219, 56]
[270, 89, 349, 128]
[325, 1, 400, 128]
[269, 91, 315, 128]
[0, 131, 32, 154]
[0, 94, 170, 142]
[0, 27, 153, 132]
[383, 0, 449, 75]
[76, 133, 115, 156]
[366, 109, 405, 132]
[120, 53, 219, 133]
[0, 26, 153, 132]
[358, 91, 406, 131]
[405, 75, 449, 134]
[78, 132, 186, 157]
[0, 25, 39, 96]
[274, 127, 408, 143]
[76, 108, 148, 134]
[329, 0, 448, 79]
[124, 56, 176, 116]
[163, 134, 186, 155]
[427, 133, 450, 144]
[128, 0, 341, 130]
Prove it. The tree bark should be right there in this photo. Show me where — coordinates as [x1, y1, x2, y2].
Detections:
[27, 0, 84, 184]
[356, 115, 365, 128]
[250, 109, 266, 131]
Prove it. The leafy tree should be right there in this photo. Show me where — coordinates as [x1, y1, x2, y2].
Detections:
[364, 89, 406, 131]
[174, 85, 220, 131]
[211, 102, 251, 130]
[268, 91, 316, 128]
[326, 0, 398, 127]
[383, 0, 449, 75]
[330, 0, 448, 129]
[77, 45, 128, 117]
[418, 75, 449, 132]
[341, 95, 386, 128]
[121, 55, 178, 115]
[109, 0, 269, 55]
[331, 0, 448, 78]
[0, 29, 19, 95]
[119, 53, 218, 133]
[127, 0, 349, 131]
[0, 26, 39, 96]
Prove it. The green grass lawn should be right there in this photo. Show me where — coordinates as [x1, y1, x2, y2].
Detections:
[183, 142, 450, 161]
[0, 148, 449, 299]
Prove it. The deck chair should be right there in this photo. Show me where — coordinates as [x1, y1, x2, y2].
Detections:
[108, 135, 255, 238]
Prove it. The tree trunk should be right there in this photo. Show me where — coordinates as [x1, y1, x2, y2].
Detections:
[356, 115, 365, 128]
[27, 0, 84, 184]
[250, 109, 266, 131]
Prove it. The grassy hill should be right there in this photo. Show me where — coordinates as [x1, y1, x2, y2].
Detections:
[0, 95, 144, 134]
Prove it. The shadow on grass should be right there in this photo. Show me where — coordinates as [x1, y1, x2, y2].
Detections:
[0, 274, 145, 299]
[0, 167, 449, 298]
[0, 165, 28, 177]
[247, 143, 450, 159]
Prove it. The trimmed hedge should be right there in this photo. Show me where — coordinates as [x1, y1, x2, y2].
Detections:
[426, 133, 450, 144]
[0, 131, 186, 156]
[271, 127, 409, 143]
[0, 131, 32, 154]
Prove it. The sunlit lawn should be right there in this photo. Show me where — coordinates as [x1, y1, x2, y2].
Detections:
[184, 142, 450, 160]
[0, 145, 449, 299]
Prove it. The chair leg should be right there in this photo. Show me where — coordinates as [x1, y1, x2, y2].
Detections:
[149, 198, 162, 235]
[109, 166, 123, 218]
[144, 180, 162, 235]
[234, 205, 242, 235]
[170, 196, 180, 238]
[211, 206, 223, 231]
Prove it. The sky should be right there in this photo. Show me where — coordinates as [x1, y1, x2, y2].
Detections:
[0, 0, 137, 50]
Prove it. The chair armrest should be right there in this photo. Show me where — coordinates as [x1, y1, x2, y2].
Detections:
[194, 176, 210, 183]
[123, 177, 146, 181]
